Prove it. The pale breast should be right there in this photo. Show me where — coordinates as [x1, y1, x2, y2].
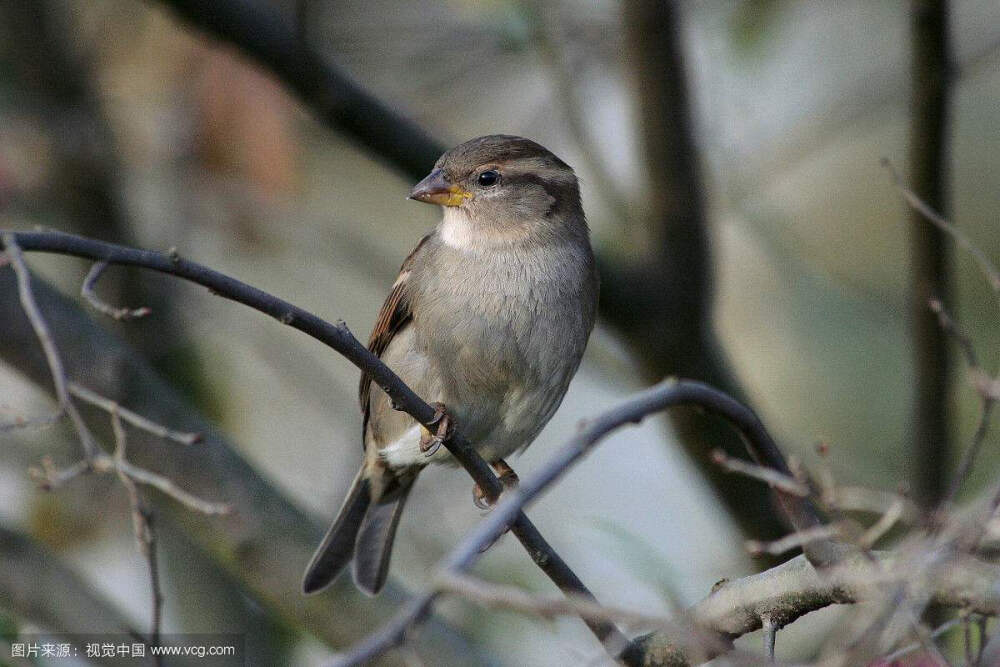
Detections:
[407, 237, 597, 457]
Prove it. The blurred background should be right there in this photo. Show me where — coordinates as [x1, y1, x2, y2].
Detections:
[1, 0, 999, 664]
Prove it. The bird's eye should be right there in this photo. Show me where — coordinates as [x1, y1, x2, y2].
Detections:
[477, 170, 500, 187]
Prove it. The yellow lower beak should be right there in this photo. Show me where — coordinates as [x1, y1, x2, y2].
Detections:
[408, 169, 472, 207]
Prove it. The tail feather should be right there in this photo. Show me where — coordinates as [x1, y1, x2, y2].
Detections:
[302, 470, 370, 594]
[352, 478, 414, 596]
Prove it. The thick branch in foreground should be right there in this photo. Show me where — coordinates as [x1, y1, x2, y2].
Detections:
[0, 269, 481, 661]
[152, 0, 445, 180]
[0, 229, 624, 648]
[330, 379, 845, 666]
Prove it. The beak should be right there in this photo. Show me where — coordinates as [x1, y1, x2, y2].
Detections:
[408, 169, 472, 207]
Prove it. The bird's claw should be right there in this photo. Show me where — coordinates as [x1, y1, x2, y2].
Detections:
[420, 402, 452, 457]
[472, 460, 519, 510]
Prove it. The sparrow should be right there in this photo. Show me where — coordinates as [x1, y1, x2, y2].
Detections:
[302, 135, 598, 595]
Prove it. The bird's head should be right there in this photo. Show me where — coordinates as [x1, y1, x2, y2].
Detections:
[409, 135, 584, 249]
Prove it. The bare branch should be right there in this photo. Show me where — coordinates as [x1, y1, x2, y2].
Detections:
[761, 615, 776, 661]
[857, 497, 906, 549]
[110, 409, 163, 655]
[745, 525, 845, 558]
[3, 234, 99, 459]
[69, 382, 201, 445]
[929, 298, 980, 369]
[883, 158, 1000, 296]
[81, 261, 151, 320]
[114, 458, 231, 516]
[710, 448, 811, 497]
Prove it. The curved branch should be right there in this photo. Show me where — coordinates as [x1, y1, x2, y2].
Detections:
[0, 270, 480, 659]
[330, 378, 846, 666]
[0, 229, 625, 648]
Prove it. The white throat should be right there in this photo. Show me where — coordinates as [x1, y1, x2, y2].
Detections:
[439, 206, 531, 251]
[439, 207, 482, 250]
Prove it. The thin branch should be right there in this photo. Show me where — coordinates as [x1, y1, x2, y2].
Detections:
[857, 498, 906, 549]
[745, 525, 845, 558]
[929, 298, 980, 368]
[0, 409, 63, 433]
[929, 297, 998, 506]
[3, 234, 99, 459]
[81, 261, 152, 320]
[710, 448, 811, 497]
[69, 382, 201, 445]
[761, 615, 776, 661]
[110, 409, 163, 657]
[883, 158, 1000, 296]
[114, 458, 232, 515]
[0, 228, 624, 648]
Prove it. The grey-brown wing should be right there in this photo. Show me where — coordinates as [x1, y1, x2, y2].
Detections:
[359, 234, 432, 438]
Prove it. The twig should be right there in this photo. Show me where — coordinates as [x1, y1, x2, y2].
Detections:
[110, 409, 163, 658]
[883, 158, 1000, 296]
[81, 261, 152, 320]
[761, 615, 776, 661]
[0, 409, 64, 433]
[69, 382, 201, 445]
[929, 297, 998, 506]
[114, 459, 231, 515]
[745, 525, 845, 558]
[3, 234, 99, 459]
[710, 448, 811, 497]
[828, 485, 920, 521]
[857, 498, 907, 549]
[929, 298, 980, 369]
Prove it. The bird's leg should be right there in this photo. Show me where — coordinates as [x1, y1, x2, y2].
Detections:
[473, 459, 520, 510]
[420, 402, 453, 457]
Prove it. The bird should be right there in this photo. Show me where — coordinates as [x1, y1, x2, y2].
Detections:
[302, 135, 599, 595]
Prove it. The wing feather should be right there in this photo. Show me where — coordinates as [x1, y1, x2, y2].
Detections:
[359, 234, 432, 437]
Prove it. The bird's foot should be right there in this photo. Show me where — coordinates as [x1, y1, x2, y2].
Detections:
[472, 459, 520, 510]
[420, 402, 453, 457]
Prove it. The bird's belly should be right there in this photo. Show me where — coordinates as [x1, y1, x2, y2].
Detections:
[413, 293, 582, 459]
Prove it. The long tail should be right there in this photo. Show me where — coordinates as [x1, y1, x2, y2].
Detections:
[352, 477, 414, 596]
[302, 469, 371, 594]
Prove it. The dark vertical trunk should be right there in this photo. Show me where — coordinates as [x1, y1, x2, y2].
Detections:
[908, 0, 952, 511]
[609, 0, 787, 542]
